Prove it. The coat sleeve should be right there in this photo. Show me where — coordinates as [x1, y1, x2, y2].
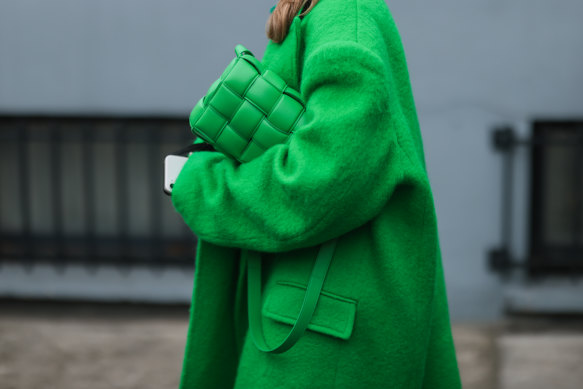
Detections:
[171, 40, 403, 253]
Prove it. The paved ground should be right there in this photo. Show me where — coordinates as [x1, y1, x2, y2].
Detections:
[496, 316, 583, 389]
[1, 300, 582, 389]
[0, 301, 186, 389]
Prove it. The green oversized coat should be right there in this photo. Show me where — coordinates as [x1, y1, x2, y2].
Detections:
[171, 0, 462, 387]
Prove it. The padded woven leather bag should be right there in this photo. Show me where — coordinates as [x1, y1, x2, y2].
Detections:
[188, 44, 307, 163]
[185, 44, 339, 354]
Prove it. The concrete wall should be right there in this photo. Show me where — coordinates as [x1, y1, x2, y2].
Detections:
[1, 0, 582, 321]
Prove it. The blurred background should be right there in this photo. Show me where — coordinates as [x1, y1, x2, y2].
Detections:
[1, 0, 582, 388]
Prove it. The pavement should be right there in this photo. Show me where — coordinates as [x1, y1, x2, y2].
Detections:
[1, 300, 582, 389]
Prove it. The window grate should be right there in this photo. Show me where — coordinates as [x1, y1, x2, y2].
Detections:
[0, 115, 197, 271]
[529, 121, 583, 275]
[488, 120, 583, 277]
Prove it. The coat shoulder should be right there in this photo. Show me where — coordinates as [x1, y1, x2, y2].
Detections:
[301, 0, 397, 47]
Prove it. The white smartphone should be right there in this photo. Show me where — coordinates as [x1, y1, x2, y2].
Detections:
[164, 155, 188, 195]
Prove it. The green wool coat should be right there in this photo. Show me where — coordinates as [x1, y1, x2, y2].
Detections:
[171, 0, 462, 387]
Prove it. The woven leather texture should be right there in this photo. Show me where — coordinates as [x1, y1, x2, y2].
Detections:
[189, 44, 306, 163]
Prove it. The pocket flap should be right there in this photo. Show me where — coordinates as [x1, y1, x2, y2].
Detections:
[262, 280, 357, 340]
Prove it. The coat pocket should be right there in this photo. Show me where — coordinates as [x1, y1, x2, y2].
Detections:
[261, 280, 357, 340]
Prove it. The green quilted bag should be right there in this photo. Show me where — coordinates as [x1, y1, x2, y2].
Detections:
[184, 44, 339, 355]
[188, 44, 307, 163]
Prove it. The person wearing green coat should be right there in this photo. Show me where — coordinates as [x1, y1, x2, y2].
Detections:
[171, 0, 462, 387]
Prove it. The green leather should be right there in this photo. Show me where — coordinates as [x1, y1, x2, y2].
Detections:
[188, 42, 338, 354]
[247, 238, 338, 354]
[189, 44, 306, 163]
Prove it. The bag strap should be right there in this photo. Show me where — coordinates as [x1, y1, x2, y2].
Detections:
[170, 142, 215, 156]
[246, 237, 338, 354]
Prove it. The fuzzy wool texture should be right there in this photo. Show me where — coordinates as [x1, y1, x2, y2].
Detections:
[171, 0, 462, 388]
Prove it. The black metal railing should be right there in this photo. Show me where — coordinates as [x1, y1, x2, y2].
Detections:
[488, 120, 583, 277]
[0, 115, 197, 271]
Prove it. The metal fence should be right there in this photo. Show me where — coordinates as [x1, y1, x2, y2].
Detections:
[0, 115, 197, 272]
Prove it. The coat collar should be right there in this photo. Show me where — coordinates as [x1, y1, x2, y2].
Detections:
[261, 15, 303, 91]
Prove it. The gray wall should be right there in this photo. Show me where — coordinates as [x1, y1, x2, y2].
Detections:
[0, 0, 275, 115]
[1, 0, 583, 321]
[389, 0, 583, 320]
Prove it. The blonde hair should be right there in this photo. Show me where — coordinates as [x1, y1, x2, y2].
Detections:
[266, 0, 319, 43]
